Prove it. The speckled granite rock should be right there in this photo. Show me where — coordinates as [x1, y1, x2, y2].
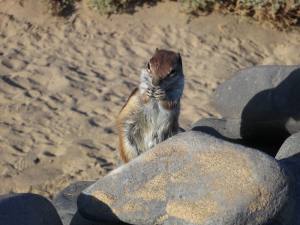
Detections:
[78, 131, 289, 225]
[213, 65, 300, 140]
[0, 193, 63, 225]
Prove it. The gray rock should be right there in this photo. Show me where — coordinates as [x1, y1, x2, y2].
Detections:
[0, 193, 63, 225]
[275, 132, 300, 225]
[213, 65, 300, 140]
[190, 117, 241, 139]
[53, 181, 121, 225]
[191, 118, 282, 156]
[276, 132, 300, 160]
[79, 131, 289, 225]
[277, 155, 300, 225]
[53, 181, 100, 225]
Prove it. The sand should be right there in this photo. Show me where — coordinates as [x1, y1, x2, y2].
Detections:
[0, 0, 300, 198]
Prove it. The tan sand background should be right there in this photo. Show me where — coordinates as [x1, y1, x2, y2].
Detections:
[0, 0, 300, 198]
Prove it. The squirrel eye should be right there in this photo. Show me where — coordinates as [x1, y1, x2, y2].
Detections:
[147, 62, 151, 71]
[168, 69, 175, 77]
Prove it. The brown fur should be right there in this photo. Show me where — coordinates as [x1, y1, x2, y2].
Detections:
[117, 49, 184, 163]
[117, 88, 141, 162]
[149, 49, 180, 79]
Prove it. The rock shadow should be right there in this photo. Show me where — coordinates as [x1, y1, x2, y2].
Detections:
[192, 122, 280, 156]
[277, 153, 300, 225]
[70, 210, 131, 225]
[193, 67, 300, 156]
[240, 67, 300, 154]
[77, 194, 131, 225]
[118, 1, 160, 14]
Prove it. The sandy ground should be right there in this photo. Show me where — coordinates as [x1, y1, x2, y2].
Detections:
[0, 0, 300, 198]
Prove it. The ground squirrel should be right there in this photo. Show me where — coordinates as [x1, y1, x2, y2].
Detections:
[117, 49, 185, 163]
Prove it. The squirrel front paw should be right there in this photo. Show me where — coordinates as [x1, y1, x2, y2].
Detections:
[144, 87, 166, 101]
[153, 88, 166, 100]
[146, 88, 154, 98]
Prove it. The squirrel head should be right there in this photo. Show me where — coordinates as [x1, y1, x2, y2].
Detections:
[146, 49, 183, 87]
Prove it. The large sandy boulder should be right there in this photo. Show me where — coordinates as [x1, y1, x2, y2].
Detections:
[78, 131, 289, 225]
[213, 65, 300, 140]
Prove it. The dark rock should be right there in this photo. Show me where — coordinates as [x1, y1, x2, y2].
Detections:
[263, 221, 283, 225]
[77, 194, 130, 225]
[70, 211, 128, 225]
[53, 181, 122, 225]
[0, 193, 63, 225]
[79, 131, 289, 225]
[53, 181, 97, 225]
[213, 65, 300, 141]
[277, 155, 300, 225]
[275, 133, 300, 225]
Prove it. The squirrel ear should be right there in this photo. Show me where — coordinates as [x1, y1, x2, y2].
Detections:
[177, 52, 181, 58]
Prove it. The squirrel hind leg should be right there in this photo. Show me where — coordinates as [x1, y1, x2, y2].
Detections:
[118, 132, 139, 163]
